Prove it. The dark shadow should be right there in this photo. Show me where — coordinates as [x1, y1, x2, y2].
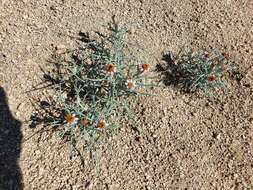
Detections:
[158, 53, 176, 86]
[157, 52, 191, 92]
[0, 87, 23, 190]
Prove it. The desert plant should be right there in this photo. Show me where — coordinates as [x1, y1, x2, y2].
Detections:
[30, 20, 154, 155]
[161, 50, 236, 96]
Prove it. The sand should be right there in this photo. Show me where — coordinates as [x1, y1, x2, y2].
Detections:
[0, 0, 253, 189]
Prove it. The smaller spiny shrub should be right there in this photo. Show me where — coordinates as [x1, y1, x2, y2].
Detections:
[160, 50, 236, 96]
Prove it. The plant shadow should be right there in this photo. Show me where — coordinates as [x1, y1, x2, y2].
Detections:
[0, 87, 23, 190]
[157, 53, 191, 93]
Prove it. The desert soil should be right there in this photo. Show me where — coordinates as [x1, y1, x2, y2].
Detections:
[0, 0, 253, 189]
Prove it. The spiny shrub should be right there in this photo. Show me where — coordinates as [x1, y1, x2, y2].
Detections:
[31, 21, 154, 153]
[161, 50, 236, 96]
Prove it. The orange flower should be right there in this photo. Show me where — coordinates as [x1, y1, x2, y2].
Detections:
[138, 63, 150, 74]
[96, 119, 108, 130]
[125, 79, 136, 90]
[106, 63, 116, 76]
[207, 75, 216, 83]
[65, 113, 78, 125]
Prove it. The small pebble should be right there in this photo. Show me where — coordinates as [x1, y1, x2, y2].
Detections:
[55, 44, 66, 54]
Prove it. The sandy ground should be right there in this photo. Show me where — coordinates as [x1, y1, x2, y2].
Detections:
[0, 0, 253, 189]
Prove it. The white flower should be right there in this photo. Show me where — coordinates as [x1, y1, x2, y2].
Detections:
[96, 119, 108, 130]
[65, 114, 79, 125]
[125, 79, 136, 91]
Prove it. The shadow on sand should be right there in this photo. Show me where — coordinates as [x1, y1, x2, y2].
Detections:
[156, 53, 189, 90]
[0, 87, 23, 190]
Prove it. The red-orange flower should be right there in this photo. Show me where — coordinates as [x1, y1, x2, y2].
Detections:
[207, 75, 216, 83]
[106, 63, 116, 76]
[138, 63, 150, 74]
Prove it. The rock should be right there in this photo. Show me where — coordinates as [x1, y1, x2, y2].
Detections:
[26, 45, 32, 52]
[84, 181, 93, 189]
[56, 44, 66, 50]
[55, 44, 66, 54]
